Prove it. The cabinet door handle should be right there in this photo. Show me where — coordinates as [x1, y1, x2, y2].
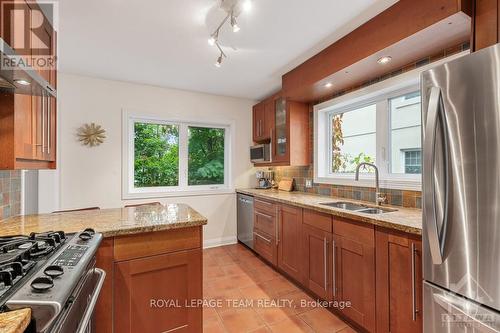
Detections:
[47, 96, 51, 155]
[332, 240, 336, 298]
[276, 207, 280, 246]
[254, 232, 272, 244]
[411, 242, 418, 321]
[41, 92, 46, 153]
[256, 199, 273, 207]
[255, 211, 273, 219]
[323, 238, 328, 291]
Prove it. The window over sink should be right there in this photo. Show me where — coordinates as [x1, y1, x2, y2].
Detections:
[314, 69, 426, 191]
[123, 113, 232, 199]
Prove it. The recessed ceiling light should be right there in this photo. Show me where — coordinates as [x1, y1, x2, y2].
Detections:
[324, 82, 333, 88]
[14, 79, 30, 86]
[377, 56, 392, 65]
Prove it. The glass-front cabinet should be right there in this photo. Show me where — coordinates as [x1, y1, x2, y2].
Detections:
[273, 98, 288, 162]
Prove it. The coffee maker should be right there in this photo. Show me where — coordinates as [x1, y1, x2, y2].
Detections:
[255, 170, 274, 189]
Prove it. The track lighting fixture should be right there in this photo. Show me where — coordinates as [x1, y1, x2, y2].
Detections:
[208, 0, 250, 66]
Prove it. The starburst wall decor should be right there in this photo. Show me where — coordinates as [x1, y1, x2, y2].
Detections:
[77, 123, 106, 147]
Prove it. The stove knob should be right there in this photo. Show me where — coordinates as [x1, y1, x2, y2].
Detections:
[31, 276, 54, 292]
[83, 228, 95, 235]
[78, 232, 93, 241]
[44, 265, 64, 278]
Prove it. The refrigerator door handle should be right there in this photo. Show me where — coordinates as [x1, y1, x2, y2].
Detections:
[433, 293, 500, 333]
[423, 86, 449, 265]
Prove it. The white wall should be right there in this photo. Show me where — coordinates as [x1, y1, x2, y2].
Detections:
[40, 73, 255, 247]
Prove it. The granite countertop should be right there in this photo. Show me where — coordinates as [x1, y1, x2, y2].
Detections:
[237, 189, 422, 235]
[0, 308, 31, 333]
[0, 204, 207, 238]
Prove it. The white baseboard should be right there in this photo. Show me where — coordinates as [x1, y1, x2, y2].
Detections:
[203, 236, 238, 249]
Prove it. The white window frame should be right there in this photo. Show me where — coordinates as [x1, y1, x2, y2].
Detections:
[122, 110, 234, 199]
[314, 51, 467, 191]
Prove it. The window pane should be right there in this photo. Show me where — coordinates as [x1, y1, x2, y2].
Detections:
[188, 127, 225, 185]
[331, 104, 376, 173]
[134, 122, 179, 187]
[390, 91, 422, 174]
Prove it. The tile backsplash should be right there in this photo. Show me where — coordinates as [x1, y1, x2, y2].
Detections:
[0, 171, 22, 219]
[271, 166, 421, 209]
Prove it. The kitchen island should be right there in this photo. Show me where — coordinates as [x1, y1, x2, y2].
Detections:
[0, 204, 207, 333]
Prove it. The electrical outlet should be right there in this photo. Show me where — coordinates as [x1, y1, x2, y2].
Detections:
[305, 179, 313, 188]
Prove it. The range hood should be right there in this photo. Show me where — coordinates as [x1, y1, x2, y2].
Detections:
[0, 37, 56, 97]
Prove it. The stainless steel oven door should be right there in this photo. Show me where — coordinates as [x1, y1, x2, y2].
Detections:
[48, 268, 105, 333]
[424, 282, 500, 333]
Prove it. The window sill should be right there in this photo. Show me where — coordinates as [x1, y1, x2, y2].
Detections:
[314, 176, 421, 191]
[122, 188, 236, 200]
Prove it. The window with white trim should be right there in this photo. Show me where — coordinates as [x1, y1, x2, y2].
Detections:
[123, 115, 231, 198]
[314, 83, 422, 191]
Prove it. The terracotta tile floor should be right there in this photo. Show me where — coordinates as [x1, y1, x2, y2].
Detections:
[203, 243, 358, 333]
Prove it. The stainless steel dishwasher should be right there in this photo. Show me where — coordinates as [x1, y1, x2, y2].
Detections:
[237, 194, 254, 249]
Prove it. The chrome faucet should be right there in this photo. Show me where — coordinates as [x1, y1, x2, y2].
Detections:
[355, 162, 386, 206]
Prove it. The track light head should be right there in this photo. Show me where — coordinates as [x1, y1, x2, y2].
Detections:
[215, 54, 223, 68]
[230, 13, 240, 32]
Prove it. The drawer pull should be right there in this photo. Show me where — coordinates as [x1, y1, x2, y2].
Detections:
[255, 211, 273, 219]
[256, 199, 273, 206]
[255, 232, 272, 244]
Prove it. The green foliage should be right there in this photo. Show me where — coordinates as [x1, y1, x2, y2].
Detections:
[134, 123, 179, 187]
[188, 127, 225, 185]
[331, 114, 375, 173]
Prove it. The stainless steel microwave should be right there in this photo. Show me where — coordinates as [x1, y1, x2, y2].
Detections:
[250, 144, 271, 163]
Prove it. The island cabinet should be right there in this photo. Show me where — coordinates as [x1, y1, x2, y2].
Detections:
[277, 204, 303, 282]
[95, 226, 203, 333]
[333, 218, 376, 333]
[375, 227, 423, 333]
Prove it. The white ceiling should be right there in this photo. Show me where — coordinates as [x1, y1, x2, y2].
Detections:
[57, 0, 398, 100]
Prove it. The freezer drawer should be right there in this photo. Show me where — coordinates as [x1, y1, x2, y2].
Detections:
[424, 281, 500, 333]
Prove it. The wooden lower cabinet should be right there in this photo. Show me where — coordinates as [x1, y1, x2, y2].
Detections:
[114, 249, 202, 333]
[375, 227, 423, 333]
[302, 223, 332, 300]
[333, 218, 376, 332]
[277, 205, 303, 282]
[250, 198, 424, 333]
[94, 227, 203, 333]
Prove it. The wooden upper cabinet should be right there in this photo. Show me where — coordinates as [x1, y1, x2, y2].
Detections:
[333, 218, 376, 333]
[252, 93, 310, 167]
[271, 97, 310, 166]
[277, 204, 303, 282]
[252, 98, 274, 142]
[114, 249, 202, 333]
[375, 227, 422, 333]
[0, 1, 57, 170]
[252, 102, 266, 142]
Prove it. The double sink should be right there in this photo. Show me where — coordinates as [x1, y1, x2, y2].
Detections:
[320, 201, 397, 214]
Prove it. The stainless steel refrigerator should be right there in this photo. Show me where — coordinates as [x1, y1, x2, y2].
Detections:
[422, 44, 500, 332]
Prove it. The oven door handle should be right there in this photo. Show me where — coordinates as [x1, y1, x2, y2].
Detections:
[76, 268, 106, 333]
